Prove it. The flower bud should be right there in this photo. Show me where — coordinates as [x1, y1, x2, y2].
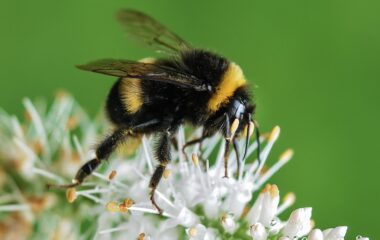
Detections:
[282, 207, 312, 238]
[221, 214, 236, 234]
[308, 229, 324, 240]
[250, 223, 268, 240]
[324, 226, 347, 240]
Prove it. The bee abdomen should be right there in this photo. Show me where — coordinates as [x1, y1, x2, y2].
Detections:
[106, 79, 128, 125]
[107, 57, 156, 122]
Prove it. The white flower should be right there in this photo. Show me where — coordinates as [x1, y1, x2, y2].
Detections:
[170, 207, 199, 228]
[282, 207, 312, 238]
[356, 236, 370, 240]
[250, 223, 268, 240]
[309, 229, 324, 240]
[221, 213, 237, 233]
[186, 224, 216, 240]
[246, 184, 280, 228]
[323, 226, 347, 240]
[278, 237, 291, 240]
[0, 94, 370, 239]
[308, 226, 368, 240]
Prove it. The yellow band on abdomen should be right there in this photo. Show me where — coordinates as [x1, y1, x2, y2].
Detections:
[119, 58, 156, 114]
[120, 78, 143, 114]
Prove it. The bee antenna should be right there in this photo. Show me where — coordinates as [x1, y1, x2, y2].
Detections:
[242, 113, 251, 161]
[255, 124, 261, 167]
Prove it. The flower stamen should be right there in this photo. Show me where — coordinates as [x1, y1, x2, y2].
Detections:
[66, 187, 77, 203]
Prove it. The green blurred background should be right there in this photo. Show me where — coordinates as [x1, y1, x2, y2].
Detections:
[1, 0, 379, 238]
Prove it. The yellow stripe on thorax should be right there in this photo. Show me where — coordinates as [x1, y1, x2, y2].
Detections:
[120, 57, 155, 114]
[207, 62, 246, 112]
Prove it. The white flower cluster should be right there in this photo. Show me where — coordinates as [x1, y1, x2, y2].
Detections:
[0, 94, 370, 240]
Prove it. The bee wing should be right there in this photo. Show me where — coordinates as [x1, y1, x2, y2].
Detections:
[77, 59, 208, 91]
[116, 9, 191, 55]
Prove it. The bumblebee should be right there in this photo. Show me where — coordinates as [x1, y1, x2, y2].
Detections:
[48, 9, 261, 213]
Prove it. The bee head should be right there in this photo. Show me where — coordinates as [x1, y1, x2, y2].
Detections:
[227, 97, 260, 163]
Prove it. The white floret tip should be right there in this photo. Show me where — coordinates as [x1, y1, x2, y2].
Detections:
[282, 207, 313, 238]
[250, 223, 268, 240]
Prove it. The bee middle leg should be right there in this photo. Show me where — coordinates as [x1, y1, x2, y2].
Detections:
[170, 136, 179, 150]
[149, 131, 171, 214]
[182, 135, 206, 158]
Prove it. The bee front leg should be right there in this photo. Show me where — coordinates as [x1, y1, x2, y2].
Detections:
[223, 114, 232, 178]
[149, 131, 171, 214]
[233, 138, 241, 178]
[223, 139, 232, 178]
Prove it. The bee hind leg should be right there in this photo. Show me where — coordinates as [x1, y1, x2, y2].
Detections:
[47, 128, 129, 189]
[149, 131, 171, 214]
